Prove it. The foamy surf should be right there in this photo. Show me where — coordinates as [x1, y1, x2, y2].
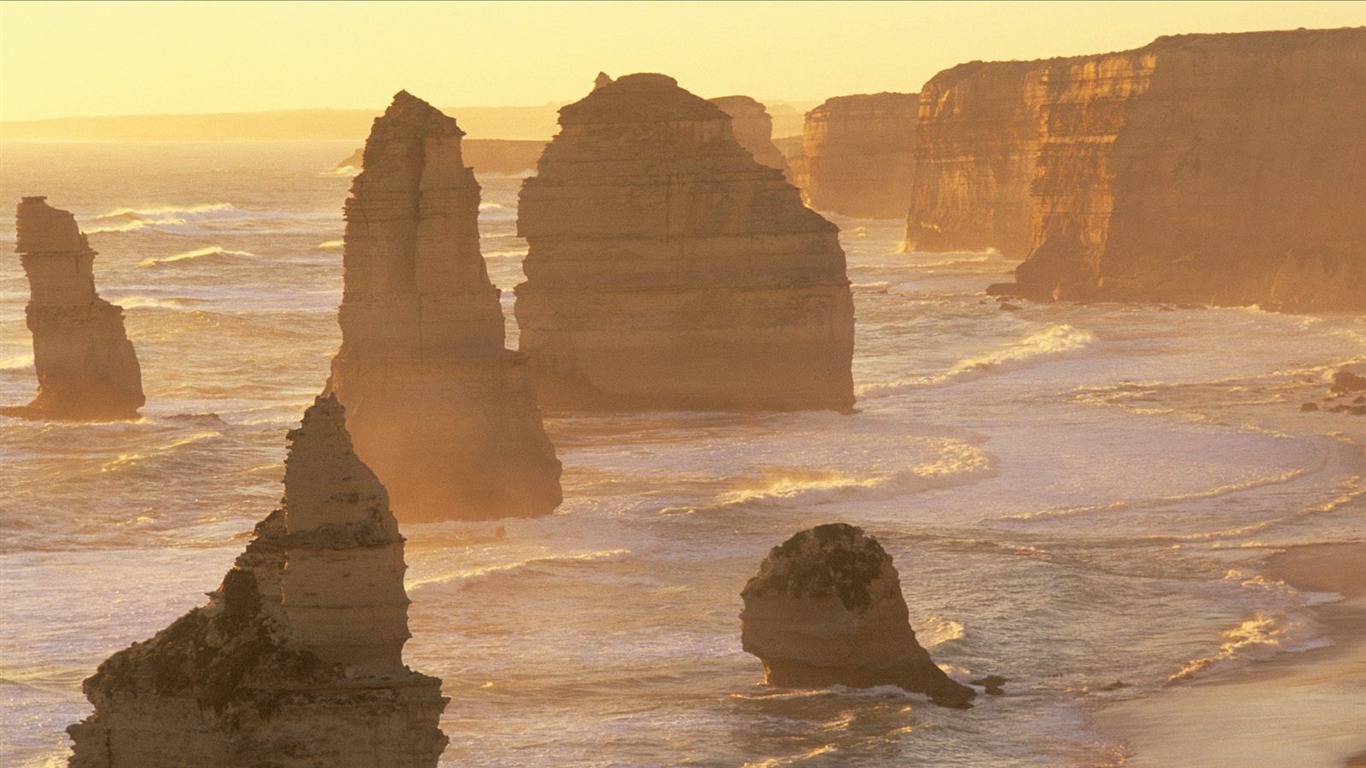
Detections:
[140, 247, 257, 267]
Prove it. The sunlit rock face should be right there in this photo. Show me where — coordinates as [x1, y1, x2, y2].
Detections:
[328, 91, 562, 521]
[795, 93, 919, 219]
[1004, 28, 1366, 310]
[67, 395, 448, 768]
[515, 73, 855, 412]
[3, 197, 143, 420]
[904, 61, 1060, 258]
[708, 95, 792, 179]
[741, 523, 975, 708]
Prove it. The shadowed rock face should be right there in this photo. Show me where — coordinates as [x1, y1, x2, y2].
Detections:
[67, 395, 448, 768]
[515, 73, 855, 412]
[795, 93, 919, 219]
[741, 523, 975, 708]
[328, 91, 561, 521]
[708, 95, 792, 179]
[3, 197, 143, 420]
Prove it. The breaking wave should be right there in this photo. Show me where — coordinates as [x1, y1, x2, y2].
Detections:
[140, 247, 257, 267]
[1167, 611, 1327, 683]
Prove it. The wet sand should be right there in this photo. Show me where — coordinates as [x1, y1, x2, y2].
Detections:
[1093, 542, 1366, 768]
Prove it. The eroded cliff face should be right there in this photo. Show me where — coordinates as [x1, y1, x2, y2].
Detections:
[1012, 28, 1366, 310]
[3, 197, 143, 420]
[796, 93, 919, 219]
[328, 91, 561, 522]
[740, 523, 975, 708]
[67, 395, 448, 768]
[905, 61, 1067, 258]
[515, 73, 855, 412]
[708, 95, 792, 179]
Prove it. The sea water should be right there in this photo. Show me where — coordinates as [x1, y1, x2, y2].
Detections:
[0, 141, 1363, 767]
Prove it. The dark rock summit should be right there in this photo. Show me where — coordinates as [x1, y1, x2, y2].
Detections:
[740, 523, 976, 708]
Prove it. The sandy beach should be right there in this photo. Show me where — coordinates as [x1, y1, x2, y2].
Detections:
[1094, 542, 1366, 767]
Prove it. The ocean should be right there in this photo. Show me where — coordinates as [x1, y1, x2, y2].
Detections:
[1, 141, 1363, 767]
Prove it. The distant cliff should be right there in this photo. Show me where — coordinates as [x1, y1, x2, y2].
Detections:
[336, 138, 547, 176]
[795, 93, 919, 219]
[709, 95, 792, 179]
[999, 28, 1366, 310]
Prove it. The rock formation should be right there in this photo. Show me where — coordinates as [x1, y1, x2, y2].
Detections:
[2, 197, 144, 420]
[67, 395, 448, 767]
[740, 523, 975, 708]
[904, 60, 1065, 257]
[708, 95, 792, 179]
[794, 93, 919, 218]
[328, 91, 561, 521]
[515, 73, 855, 412]
[1002, 28, 1366, 310]
[336, 139, 548, 177]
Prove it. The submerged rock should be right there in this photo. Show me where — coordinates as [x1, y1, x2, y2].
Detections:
[328, 91, 561, 521]
[515, 73, 855, 412]
[740, 523, 976, 708]
[67, 395, 447, 767]
[3, 197, 143, 420]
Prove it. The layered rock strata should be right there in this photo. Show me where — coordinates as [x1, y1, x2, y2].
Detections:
[795, 93, 919, 218]
[67, 395, 448, 767]
[3, 197, 143, 420]
[328, 91, 561, 521]
[741, 523, 975, 708]
[1004, 28, 1366, 309]
[904, 61, 1066, 257]
[515, 73, 855, 412]
[708, 95, 792, 179]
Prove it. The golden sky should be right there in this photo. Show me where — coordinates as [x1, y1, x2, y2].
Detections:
[2, 0, 1363, 121]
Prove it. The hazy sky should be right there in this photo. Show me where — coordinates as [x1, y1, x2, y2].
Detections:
[2, 1, 1363, 121]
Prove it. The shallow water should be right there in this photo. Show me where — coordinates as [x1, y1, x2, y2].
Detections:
[1, 141, 1364, 767]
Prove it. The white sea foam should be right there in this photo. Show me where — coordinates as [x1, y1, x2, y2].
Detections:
[140, 246, 256, 267]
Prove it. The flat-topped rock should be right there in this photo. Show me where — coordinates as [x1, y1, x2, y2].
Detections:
[741, 523, 975, 708]
[67, 395, 448, 767]
[515, 73, 855, 412]
[329, 91, 561, 521]
[2, 197, 144, 420]
[795, 93, 919, 219]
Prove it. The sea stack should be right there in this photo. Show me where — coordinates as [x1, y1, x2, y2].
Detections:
[740, 523, 975, 708]
[67, 395, 448, 767]
[328, 91, 561, 521]
[999, 28, 1366, 309]
[795, 93, 919, 219]
[708, 95, 792, 179]
[515, 73, 856, 412]
[4, 197, 143, 420]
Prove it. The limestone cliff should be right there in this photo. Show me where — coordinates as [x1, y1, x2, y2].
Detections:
[328, 91, 561, 521]
[708, 95, 792, 179]
[515, 73, 855, 412]
[741, 523, 975, 707]
[904, 60, 1070, 257]
[1004, 28, 1366, 310]
[336, 139, 548, 176]
[2, 197, 144, 421]
[796, 93, 919, 219]
[67, 395, 448, 768]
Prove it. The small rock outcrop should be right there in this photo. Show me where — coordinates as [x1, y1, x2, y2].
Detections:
[515, 73, 855, 412]
[794, 93, 919, 219]
[67, 395, 448, 767]
[328, 91, 561, 521]
[708, 95, 792, 179]
[740, 523, 976, 708]
[3, 197, 143, 420]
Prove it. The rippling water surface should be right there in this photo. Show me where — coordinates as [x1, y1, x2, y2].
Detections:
[1, 142, 1364, 767]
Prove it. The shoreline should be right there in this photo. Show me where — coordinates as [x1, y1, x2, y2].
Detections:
[1092, 542, 1366, 767]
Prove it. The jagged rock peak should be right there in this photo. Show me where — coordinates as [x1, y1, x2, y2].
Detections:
[66, 395, 447, 767]
[740, 523, 976, 708]
[16, 196, 90, 255]
[594, 71, 613, 90]
[560, 72, 727, 124]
